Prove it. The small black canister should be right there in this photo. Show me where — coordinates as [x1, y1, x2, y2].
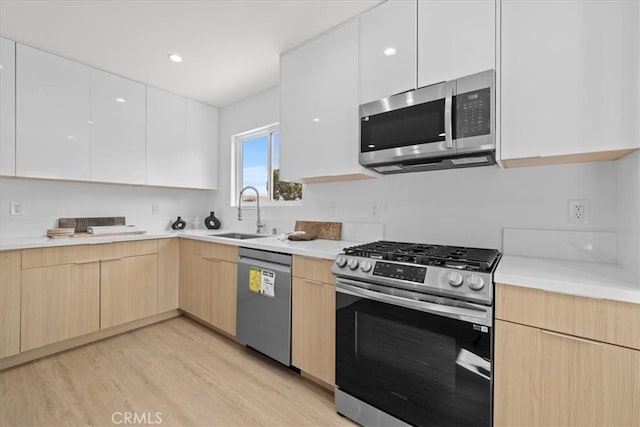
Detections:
[204, 211, 221, 230]
[171, 216, 186, 230]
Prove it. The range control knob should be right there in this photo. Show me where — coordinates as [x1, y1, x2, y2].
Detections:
[335, 255, 347, 268]
[446, 271, 464, 287]
[348, 258, 360, 270]
[361, 261, 372, 273]
[467, 274, 485, 291]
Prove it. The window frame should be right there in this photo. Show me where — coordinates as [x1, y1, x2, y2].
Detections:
[231, 123, 301, 207]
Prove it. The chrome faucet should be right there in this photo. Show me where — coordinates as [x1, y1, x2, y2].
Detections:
[238, 186, 265, 234]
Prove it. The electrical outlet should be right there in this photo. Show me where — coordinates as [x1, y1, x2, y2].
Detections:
[568, 199, 590, 224]
[151, 203, 160, 215]
[369, 202, 380, 218]
[10, 201, 25, 216]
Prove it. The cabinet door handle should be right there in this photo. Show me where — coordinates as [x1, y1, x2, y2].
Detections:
[202, 256, 221, 262]
[101, 257, 123, 263]
[303, 279, 325, 286]
[541, 330, 603, 346]
[75, 260, 98, 265]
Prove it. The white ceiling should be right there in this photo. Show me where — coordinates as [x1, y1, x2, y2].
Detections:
[0, 0, 381, 107]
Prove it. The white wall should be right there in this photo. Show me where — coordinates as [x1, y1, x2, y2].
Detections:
[211, 87, 619, 251]
[0, 177, 209, 237]
[616, 150, 640, 278]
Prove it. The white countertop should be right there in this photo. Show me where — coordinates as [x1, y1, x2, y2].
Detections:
[0, 229, 359, 260]
[495, 255, 640, 304]
[181, 231, 359, 260]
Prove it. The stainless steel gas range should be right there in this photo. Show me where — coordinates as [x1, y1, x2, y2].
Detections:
[332, 241, 502, 427]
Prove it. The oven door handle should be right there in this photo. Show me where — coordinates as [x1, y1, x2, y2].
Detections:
[336, 280, 491, 327]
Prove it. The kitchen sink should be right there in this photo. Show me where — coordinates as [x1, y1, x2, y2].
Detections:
[211, 232, 270, 240]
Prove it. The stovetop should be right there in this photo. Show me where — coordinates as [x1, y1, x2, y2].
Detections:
[342, 241, 501, 273]
[333, 241, 502, 305]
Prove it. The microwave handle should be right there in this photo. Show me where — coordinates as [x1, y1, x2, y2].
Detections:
[444, 84, 454, 149]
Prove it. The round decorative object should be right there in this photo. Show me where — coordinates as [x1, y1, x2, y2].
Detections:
[204, 211, 221, 230]
[171, 216, 186, 230]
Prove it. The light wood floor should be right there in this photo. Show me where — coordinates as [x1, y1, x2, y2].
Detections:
[0, 316, 354, 427]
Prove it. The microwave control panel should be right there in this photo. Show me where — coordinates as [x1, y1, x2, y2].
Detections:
[455, 87, 491, 139]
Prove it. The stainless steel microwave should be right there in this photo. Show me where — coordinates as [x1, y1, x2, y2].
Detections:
[359, 69, 496, 174]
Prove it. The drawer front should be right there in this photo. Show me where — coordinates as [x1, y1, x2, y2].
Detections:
[496, 283, 640, 350]
[108, 239, 158, 259]
[179, 238, 238, 263]
[22, 239, 159, 269]
[292, 255, 335, 284]
[200, 241, 238, 263]
[22, 244, 106, 269]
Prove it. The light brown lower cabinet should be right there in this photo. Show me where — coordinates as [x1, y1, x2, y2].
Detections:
[210, 260, 237, 336]
[0, 251, 21, 359]
[21, 262, 100, 351]
[158, 238, 179, 312]
[291, 275, 335, 386]
[179, 250, 213, 323]
[495, 319, 640, 427]
[179, 239, 238, 336]
[100, 254, 159, 328]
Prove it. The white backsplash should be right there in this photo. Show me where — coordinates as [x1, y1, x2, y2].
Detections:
[616, 150, 640, 279]
[0, 177, 210, 238]
[502, 228, 618, 264]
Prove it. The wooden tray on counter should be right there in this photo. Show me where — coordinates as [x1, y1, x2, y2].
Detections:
[294, 221, 342, 240]
[58, 217, 125, 233]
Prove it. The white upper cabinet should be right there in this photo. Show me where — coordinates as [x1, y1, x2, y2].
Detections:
[417, 0, 495, 87]
[280, 20, 376, 183]
[500, 0, 640, 164]
[0, 37, 16, 176]
[16, 44, 91, 180]
[146, 87, 187, 187]
[90, 69, 146, 184]
[147, 90, 217, 190]
[359, 0, 417, 104]
[185, 100, 218, 190]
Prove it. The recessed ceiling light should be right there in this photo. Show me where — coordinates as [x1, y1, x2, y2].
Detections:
[66, 135, 74, 139]
[168, 53, 183, 63]
[313, 118, 320, 122]
[368, 144, 375, 148]
[384, 47, 396, 56]
[115, 98, 126, 103]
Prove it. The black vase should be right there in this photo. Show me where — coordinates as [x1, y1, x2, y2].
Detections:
[204, 211, 221, 230]
[171, 216, 186, 230]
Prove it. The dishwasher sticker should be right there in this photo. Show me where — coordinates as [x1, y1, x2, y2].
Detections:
[249, 267, 276, 298]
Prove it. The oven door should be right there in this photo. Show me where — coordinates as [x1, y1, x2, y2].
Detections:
[359, 81, 455, 166]
[336, 279, 492, 427]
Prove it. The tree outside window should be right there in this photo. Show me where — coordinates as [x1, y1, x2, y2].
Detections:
[233, 124, 302, 205]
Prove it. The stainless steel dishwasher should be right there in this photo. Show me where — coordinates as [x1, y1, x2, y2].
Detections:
[236, 247, 292, 366]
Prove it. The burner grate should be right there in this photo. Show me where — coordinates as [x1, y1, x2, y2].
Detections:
[343, 241, 418, 260]
[427, 246, 501, 271]
[342, 241, 500, 272]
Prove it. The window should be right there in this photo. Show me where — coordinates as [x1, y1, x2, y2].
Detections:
[232, 123, 302, 205]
